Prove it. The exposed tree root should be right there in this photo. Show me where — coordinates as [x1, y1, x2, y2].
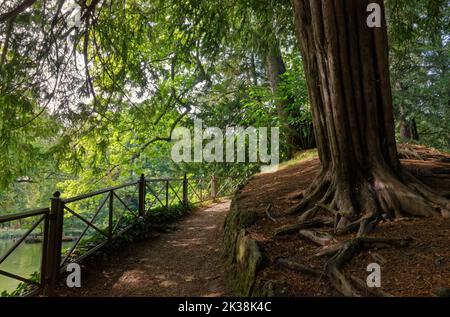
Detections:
[277, 237, 411, 297]
[369, 252, 387, 265]
[274, 217, 333, 237]
[314, 242, 346, 258]
[275, 258, 322, 276]
[282, 165, 446, 296]
[325, 237, 412, 297]
[278, 150, 448, 295]
[287, 190, 305, 201]
[397, 144, 450, 163]
[265, 204, 277, 223]
[298, 229, 336, 246]
[286, 167, 450, 236]
[349, 275, 393, 297]
[397, 147, 425, 161]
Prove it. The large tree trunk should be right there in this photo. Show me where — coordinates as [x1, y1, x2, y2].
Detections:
[290, 0, 449, 236]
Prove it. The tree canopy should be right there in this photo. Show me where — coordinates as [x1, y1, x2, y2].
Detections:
[0, 0, 448, 213]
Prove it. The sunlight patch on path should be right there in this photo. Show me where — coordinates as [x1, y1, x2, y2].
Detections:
[60, 199, 232, 297]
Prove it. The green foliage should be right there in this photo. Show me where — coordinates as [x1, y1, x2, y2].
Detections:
[0, 94, 59, 188]
[277, 55, 314, 149]
[387, 0, 449, 151]
[0, 0, 448, 219]
[0, 272, 40, 297]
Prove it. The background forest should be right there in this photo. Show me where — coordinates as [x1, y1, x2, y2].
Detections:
[0, 0, 448, 215]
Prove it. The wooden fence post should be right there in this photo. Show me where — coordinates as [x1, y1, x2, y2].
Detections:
[43, 191, 64, 296]
[40, 208, 50, 294]
[139, 174, 145, 217]
[108, 190, 114, 240]
[182, 174, 188, 207]
[211, 175, 217, 201]
[165, 180, 169, 210]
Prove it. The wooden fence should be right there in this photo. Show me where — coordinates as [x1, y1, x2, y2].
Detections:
[0, 174, 243, 296]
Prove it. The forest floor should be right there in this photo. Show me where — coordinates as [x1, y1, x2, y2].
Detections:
[56, 200, 232, 297]
[239, 144, 450, 296]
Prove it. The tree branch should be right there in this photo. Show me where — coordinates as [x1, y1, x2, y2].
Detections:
[135, 104, 192, 157]
[0, 0, 37, 23]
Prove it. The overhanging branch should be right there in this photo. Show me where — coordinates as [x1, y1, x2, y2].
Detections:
[132, 104, 192, 160]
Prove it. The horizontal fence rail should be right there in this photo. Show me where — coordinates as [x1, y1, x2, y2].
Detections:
[0, 174, 245, 296]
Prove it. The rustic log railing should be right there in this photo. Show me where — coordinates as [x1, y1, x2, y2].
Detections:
[0, 174, 244, 297]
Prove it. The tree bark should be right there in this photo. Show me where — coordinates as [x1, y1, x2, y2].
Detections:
[290, 0, 449, 235]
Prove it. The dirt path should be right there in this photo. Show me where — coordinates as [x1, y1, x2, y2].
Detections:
[60, 200, 232, 297]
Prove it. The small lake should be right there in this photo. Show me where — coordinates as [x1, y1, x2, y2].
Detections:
[0, 240, 72, 294]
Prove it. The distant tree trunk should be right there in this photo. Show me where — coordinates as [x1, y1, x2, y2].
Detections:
[399, 105, 419, 142]
[290, 0, 449, 235]
[266, 44, 295, 159]
[266, 42, 315, 158]
[399, 118, 419, 141]
[266, 45, 288, 118]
